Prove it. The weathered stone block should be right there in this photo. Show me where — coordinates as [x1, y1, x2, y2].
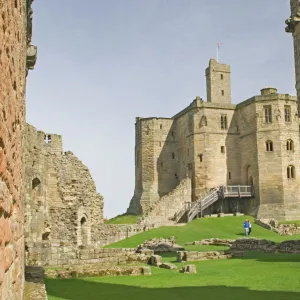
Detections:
[180, 264, 197, 274]
[149, 255, 162, 266]
[159, 263, 177, 270]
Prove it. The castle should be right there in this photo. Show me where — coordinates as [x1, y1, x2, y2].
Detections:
[128, 58, 300, 221]
[1, 1, 300, 299]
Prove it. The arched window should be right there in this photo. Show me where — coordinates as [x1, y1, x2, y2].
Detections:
[265, 140, 273, 152]
[286, 139, 294, 151]
[80, 216, 88, 245]
[287, 165, 296, 179]
[32, 177, 41, 190]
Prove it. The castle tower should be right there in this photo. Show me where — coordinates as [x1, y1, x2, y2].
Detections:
[286, 0, 300, 113]
[205, 58, 231, 104]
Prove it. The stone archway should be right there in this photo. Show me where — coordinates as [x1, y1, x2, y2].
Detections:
[245, 165, 254, 186]
[80, 216, 88, 246]
[32, 177, 42, 205]
[77, 207, 91, 246]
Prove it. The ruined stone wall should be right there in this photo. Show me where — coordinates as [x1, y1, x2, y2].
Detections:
[139, 178, 192, 226]
[26, 242, 148, 267]
[24, 124, 104, 252]
[0, 1, 36, 299]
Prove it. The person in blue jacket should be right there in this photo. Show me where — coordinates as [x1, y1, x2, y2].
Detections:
[243, 219, 250, 236]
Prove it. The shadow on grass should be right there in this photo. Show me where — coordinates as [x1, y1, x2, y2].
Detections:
[45, 278, 300, 300]
[233, 251, 300, 263]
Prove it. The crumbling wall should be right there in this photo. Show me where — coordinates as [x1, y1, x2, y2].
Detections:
[24, 125, 104, 257]
[0, 1, 37, 299]
[139, 178, 192, 226]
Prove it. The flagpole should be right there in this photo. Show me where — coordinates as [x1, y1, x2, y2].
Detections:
[217, 42, 221, 62]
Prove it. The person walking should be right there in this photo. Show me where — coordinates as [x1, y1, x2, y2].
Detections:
[248, 220, 252, 236]
[243, 219, 249, 236]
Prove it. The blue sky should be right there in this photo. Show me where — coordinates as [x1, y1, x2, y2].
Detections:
[27, 0, 294, 218]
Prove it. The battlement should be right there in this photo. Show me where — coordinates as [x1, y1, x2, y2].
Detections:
[26, 124, 63, 154]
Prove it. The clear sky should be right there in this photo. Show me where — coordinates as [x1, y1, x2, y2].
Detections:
[27, 0, 294, 218]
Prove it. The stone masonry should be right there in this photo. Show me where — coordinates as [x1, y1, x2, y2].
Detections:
[0, 1, 37, 299]
[24, 124, 104, 253]
[128, 57, 300, 221]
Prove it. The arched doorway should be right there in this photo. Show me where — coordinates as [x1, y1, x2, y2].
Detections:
[248, 176, 253, 186]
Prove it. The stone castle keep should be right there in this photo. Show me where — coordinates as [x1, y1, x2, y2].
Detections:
[2, 0, 300, 299]
[128, 58, 300, 221]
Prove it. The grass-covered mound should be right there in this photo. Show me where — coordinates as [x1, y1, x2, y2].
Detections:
[278, 220, 300, 227]
[105, 216, 300, 250]
[104, 214, 141, 224]
[46, 252, 300, 300]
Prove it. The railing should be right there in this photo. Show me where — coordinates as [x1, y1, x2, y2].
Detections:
[223, 185, 253, 198]
[177, 185, 254, 223]
[187, 188, 219, 223]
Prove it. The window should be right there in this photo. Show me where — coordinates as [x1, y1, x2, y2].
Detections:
[172, 152, 175, 159]
[199, 154, 203, 162]
[221, 90, 224, 96]
[221, 115, 228, 129]
[44, 134, 52, 144]
[287, 165, 295, 179]
[287, 139, 294, 151]
[221, 146, 225, 154]
[161, 162, 163, 168]
[221, 74, 223, 80]
[264, 106, 272, 123]
[228, 172, 231, 180]
[171, 131, 174, 136]
[160, 124, 162, 129]
[159, 141, 162, 147]
[265, 140, 273, 152]
[284, 105, 291, 122]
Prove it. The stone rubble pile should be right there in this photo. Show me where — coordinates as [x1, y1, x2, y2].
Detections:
[255, 219, 300, 235]
[45, 265, 151, 279]
[137, 237, 185, 253]
[177, 251, 232, 262]
[185, 238, 235, 247]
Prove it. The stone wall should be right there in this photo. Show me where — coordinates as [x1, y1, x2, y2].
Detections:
[26, 241, 152, 267]
[0, 1, 36, 299]
[255, 218, 300, 235]
[138, 178, 192, 225]
[24, 124, 104, 250]
[97, 224, 155, 246]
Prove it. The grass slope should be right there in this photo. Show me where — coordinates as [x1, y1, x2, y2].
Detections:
[46, 252, 300, 300]
[106, 216, 300, 250]
[104, 214, 140, 224]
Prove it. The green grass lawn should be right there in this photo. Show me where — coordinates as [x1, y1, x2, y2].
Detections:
[278, 220, 300, 226]
[46, 252, 300, 300]
[105, 216, 300, 251]
[104, 214, 141, 224]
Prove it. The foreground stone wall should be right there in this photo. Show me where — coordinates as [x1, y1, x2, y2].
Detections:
[0, 1, 36, 299]
[26, 241, 151, 267]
